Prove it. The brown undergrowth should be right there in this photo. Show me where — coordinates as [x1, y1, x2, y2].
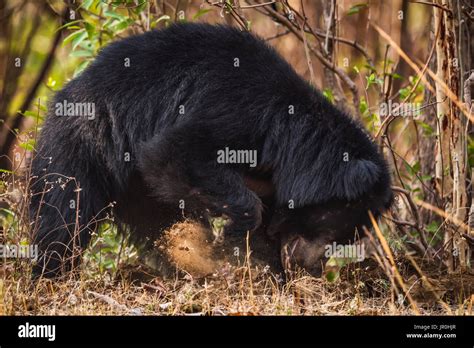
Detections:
[1, 221, 473, 316]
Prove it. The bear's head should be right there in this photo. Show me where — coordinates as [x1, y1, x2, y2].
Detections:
[267, 159, 393, 276]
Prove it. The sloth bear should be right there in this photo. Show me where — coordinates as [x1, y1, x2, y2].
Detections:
[30, 23, 392, 278]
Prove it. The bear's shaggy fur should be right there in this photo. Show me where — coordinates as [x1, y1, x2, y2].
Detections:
[30, 23, 392, 278]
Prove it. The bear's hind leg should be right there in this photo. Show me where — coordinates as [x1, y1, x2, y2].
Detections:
[30, 175, 103, 278]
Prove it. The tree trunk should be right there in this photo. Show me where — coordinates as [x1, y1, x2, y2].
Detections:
[434, 0, 469, 272]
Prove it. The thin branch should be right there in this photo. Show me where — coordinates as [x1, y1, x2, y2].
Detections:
[260, 3, 361, 113]
[265, 29, 290, 41]
[392, 186, 432, 254]
[408, 0, 452, 13]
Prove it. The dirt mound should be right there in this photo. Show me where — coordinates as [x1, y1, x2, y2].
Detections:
[147, 221, 282, 279]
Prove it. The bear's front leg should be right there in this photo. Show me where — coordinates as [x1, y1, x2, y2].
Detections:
[192, 164, 264, 237]
[138, 128, 263, 238]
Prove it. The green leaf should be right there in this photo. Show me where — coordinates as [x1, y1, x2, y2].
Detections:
[70, 49, 93, 58]
[73, 60, 91, 77]
[404, 161, 420, 176]
[154, 15, 171, 25]
[390, 72, 403, 79]
[246, 20, 252, 31]
[84, 22, 96, 40]
[399, 87, 410, 100]
[81, 0, 95, 10]
[325, 256, 357, 283]
[323, 88, 335, 104]
[325, 269, 338, 282]
[420, 174, 432, 181]
[367, 73, 376, 84]
[55, 20, 84, 33]
[20, 110, 40, 118]
[359, 98, 368, 115]
[417, 120, 434, 136]
[363, 63, 377, 72]
[72, 30, 88, 51]
[132, 0, 148, 14]
[104, 9, 125, 21]
[412, 161, 421, 173]
[0, 208, 15, 215]
[426, 221, 440, 234]
[347, 3, 368, 15]
[111, 18, 134, 32]
[192, 8, 213, 20]
[19, 140, 35, 151]
[63, 29, 86, 46]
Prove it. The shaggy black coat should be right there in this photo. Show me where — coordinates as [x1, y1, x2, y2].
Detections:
[30, 23, 392, 277]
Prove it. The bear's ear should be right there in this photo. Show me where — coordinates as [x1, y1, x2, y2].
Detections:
[342, 159, 380, 200]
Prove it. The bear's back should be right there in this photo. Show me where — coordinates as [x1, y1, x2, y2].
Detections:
[80, 23, 309, 101]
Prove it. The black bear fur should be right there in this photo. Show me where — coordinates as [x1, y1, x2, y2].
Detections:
[30, 23, 392, 278]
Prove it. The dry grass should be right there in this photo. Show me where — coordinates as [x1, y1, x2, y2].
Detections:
[1, 182, 472, 316]
[2, 242, 473, 316]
